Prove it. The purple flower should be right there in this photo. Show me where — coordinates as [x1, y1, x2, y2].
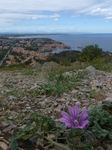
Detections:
[14, 126, 17, 130]
[29, 116, 32, 119]
[59, 104, 89, 129]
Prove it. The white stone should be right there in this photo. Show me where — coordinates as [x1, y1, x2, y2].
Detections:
[85, 66, 96, 76]
[102, 97, 112, 104]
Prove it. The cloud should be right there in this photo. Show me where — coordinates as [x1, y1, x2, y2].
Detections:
[88, 6, 112, 20]
[0, 0, 112, 28]
[76, 1, 112, 20]
[0, 0, 95, 12]
[54, 18, 58, 21]
[0, 12, 60, 26]
[30, 14, 60, 20]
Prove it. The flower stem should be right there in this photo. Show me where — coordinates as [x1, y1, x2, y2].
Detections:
[36, 131, 70, 150]
[44, 136, 70, 150]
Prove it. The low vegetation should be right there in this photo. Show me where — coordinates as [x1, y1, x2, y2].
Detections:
[46, 44, 112, 71]
[35, 69, 85, 97]
[9, 104, 112, 150]
[1, 44, 112, 71]
[46, 50, 80, 65]
[0, 49, 8, 61]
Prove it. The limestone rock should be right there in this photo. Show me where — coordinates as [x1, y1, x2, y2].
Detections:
[54, 108, 61, 116]
[2, 126, 13, 134]
[0, 141, 8, 150]
[85, 66, 96, 76]
[39, 101, 46, 108]
[102, 97, 112, 104]
[0, 122, 9, 130]
[75, 101, 81, 106]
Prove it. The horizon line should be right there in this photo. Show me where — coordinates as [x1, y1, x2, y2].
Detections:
[0, 32, 112, 35]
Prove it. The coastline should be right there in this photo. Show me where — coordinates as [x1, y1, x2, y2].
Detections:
[7, 33, 112, 52]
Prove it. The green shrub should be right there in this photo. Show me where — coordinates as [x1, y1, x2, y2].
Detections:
[61, 58, 71, 66]
[46, 51, 80, 64]
[80, 45, 103, 62]
[90, 56, 104, 70]
[0, 49, 8, 60]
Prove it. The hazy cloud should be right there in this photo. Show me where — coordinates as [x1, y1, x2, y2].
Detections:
[0, 12, 60, 26]
[54, 18, 59, 21]
[0, 0, 112, 27]
[0, 0, 96, 12]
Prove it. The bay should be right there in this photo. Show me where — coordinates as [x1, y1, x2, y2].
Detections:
[15, 34, 112, 52]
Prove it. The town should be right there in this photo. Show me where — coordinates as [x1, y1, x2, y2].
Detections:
[0, 37, 71, 66]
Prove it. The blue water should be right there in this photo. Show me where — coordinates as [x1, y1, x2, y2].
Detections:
[16, 34, 112, 52]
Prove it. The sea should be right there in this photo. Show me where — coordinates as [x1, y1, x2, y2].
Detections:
[15, 34, 112, 53]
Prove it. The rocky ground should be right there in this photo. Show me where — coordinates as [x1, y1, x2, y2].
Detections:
[0, 64, 112, 150]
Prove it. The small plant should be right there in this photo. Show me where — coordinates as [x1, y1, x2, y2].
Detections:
[9, 113, 66, 150]
[5, 83, 13, 88]
[9, 104, 112, 150]
[37, 70, 85, 97]
[3, 89, 25, 98]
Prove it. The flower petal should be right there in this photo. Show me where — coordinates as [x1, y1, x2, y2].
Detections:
[79, 109, 88, 124]
[68, 104, 79, 120]
[74, 104, 79, 120]
[59, 118, 74, 127]
[61, 111, 71, 119]
[59, 111, 74, 127]
[78, 120, 89, 129]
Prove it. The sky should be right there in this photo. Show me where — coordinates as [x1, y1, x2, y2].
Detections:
[0, 0, 112, 34]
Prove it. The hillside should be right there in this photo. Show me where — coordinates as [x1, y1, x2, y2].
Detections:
[0, 64, 112, 150]
[0, 44, 112, 150]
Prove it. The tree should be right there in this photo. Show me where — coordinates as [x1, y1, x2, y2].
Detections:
[80, 44, 103, 61]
